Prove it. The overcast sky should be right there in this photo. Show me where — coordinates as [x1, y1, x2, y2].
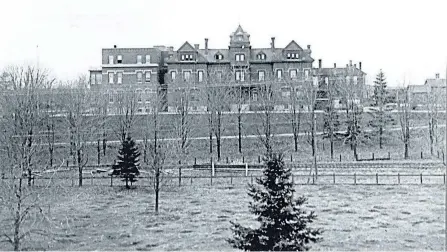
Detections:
[1, 0, 446, 86]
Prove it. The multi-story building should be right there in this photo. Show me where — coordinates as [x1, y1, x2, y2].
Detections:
[89, 25, 366, 113]
[408, 73, 446, 109]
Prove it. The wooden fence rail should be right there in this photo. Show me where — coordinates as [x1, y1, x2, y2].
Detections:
[5, 173, 446, 187]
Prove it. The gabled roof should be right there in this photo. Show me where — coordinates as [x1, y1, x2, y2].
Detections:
[177, 41, 196, 52]
[425, 78, 446, 87]
[284, 40, 303, 51]
[235, 25, 245, 35]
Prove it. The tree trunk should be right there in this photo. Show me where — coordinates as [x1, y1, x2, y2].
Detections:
[78, 149, 82, 187]
[125, 177, 129, 189]
[330, 134, 334, 160]
[13, 178, 23, 251]
[404, 142, 409, 159]
[217, 111, 221, 161]
[379, 126, 383, 149]
[97, 139, 101, 165]
[27, 169, 32, 186]
[155, 169, 160, 213]
[238, 111, 242, 153]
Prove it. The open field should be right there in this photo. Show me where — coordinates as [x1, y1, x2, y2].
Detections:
[0, 184, 444, 251]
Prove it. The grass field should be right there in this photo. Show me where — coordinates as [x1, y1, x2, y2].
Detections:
[1, 184, 444, 251]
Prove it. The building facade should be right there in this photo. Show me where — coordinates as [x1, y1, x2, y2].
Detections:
[89, 25, 366, 114]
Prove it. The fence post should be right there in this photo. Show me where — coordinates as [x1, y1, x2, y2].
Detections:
[420, 173, 423, 184]
[376, 173, 378, 185]
[211, 161, 215, 177]
[91, 176, 93, 186]
[71, 176, 74, 187]
[372, 153, 374, 160]
[245, 163, 248, 177]
[226, 157, 229, 164]
[190, 176, 193, 184]
[251, 174, 253, 184]
[110, 175, 113, 187]
[230, 174, 233, 185]
[210, 173, 213, 186]
[66, 160, 69, 168]
[290, 154, 293, 163]
[242, 156, 245, 163]
[388, 152, 391, 160]
[194, 157, 196, 165]
[258, 155, 261, 163]
[97, 139, 101, 165]
[354, 173, 356, 185]
[312, 174, 315, 184]
[333, 173, 335, 184]
[420, 151, 423, 159]
[339, 154, 342, 162]
[178, 167, 182, 187]
[398, 173, 400, 184]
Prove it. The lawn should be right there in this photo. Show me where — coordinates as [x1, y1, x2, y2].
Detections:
[1, 184, 444, 251]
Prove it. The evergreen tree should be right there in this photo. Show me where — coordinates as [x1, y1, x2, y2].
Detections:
[372, 69, 388, 106]
[228, 153, 322, 251]
[112, 136, 141, 189]
[369, 70, 394, 148]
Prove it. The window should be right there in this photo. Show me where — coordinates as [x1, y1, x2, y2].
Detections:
[145, 55, 151, 64]
[198, 71, 203, 82]
[325, 77, 329, 84]
[137, 72, 143, 83]
[181, 54, 193, 61]
[287, 53, 291, 59]
[277, 69, 283, 80]
[109, 92, 114, 103]
[235, 70, 245, 81]
[184, 71, 191, 81]
[286, 52, 299, 59]
[137, 55, 142, 64]
[171, 71, 176, 81]
[145, 88, 154, 103]
[117, 55, 122, 64]
[353, 76, 358, 85]
[281, 87, 291, 98]
[117, 72, 123, 84]
[145, 72, 151, 82]
[90, 74, 96, 85]
[96, 73, 102, 84]
[108, 72, 114, 84]
[215, 54, 223, 60]
[290, 69, 297, 79]
[257, 53, 266, 60]
[235, 54, 245, 62]
[252, 91, 258, 102]
[108, 55, 114, 64]
[136, 89, 143, 103]
[258, 71, 265, 81]
[181, 55, 185, 60]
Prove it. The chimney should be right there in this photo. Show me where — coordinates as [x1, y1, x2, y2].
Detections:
[271, 37, 275, 49]
[359, 62, 362, 70]
[435, 73, 440, 79]
[349, 60, 352, 66]
[334, 63, 336, 68]
[307, 45, 311, 50]
[113, 45, 117, 48]
[318, 59, 322, 69]
[346, 64, 349, 68]
[194, 44, 199, 50]
[354, 64, 357, 68]
[205, 38, 209, 54]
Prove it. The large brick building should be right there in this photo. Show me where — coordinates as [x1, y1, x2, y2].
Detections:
[90, 25, 366, 114]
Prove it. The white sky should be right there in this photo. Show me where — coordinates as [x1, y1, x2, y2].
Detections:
[1, 0, 446, 86]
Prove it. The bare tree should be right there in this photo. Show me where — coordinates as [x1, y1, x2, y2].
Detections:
[397, 86, 411, 159]
[114, 88, 138, 142]
[322, 76, 339, 160]
[0, 65, 53, 251]
[254, 77, 276, 156]
[302, 71, 319, 179]
[61, 77, 102, 186]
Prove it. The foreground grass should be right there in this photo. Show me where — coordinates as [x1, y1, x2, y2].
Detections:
[1, 184, 444, 251]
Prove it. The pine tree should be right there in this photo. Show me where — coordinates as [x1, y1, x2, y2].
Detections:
[372, 69, 388, 106]
[228, 153, 322, 251]
[112, 136, 141, 189]
[369, 70, 394, 148]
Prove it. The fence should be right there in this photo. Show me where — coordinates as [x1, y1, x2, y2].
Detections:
[9, 172, 446, 187]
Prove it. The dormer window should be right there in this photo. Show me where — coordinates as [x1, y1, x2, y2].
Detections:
[181, 54, 194, 61]
[257, 53, 266, 60]
[215, 53, 224, 60]
[287, 52, 299, 59]
[117, 55, 122, 64]
[235, 54, 245, 62]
